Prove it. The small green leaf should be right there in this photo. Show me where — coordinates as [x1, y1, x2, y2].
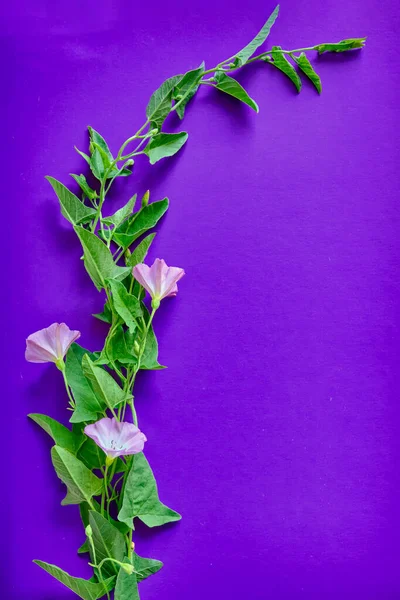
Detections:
[316, 38, 366, 54]
[106, 326, 138, 365]
[28, 414, 83, 454]
[51, 445, 103, 506]
[293, 53, 321, 93]
[82, 354, 131, 410]
[88, 127, 114, 163]
[88, 511, 126, 578]
[74, 227, 130, 291]
[173, 63, 205, 119]
[141, 303, 165, 370]
[102, 195, 137, 228]
[144, 132, 188, 165]
[46, 176, 96, 225]
[133, 552, 163, 582]
[114, 198, 168, 250]
[33, 560, 115, 600]
[114, 565, 140, 600]
[265, 47, 302, 92]
[93, 300, 113, 324]
[146, 74, 183, 129]
[108, 279, 143, 333]
[126, 233, 156, 267]
[66, 343, 104, 424]
[233, 5, 280, 66]
[118, 452, 181, 528]
[70, 174, 98, 201]
[214, 72, 259, 112]
[78, 436, 106, 470]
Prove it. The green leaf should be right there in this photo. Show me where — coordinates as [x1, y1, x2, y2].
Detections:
[214, 72, 259, 112]
[46, 176, 96, 225]
[146, 74, 183, 129]
[133, 552, 163, 583]
[28, 413, 83, 454]
[75, 146, 91, 167]
[102, 195, 137, 228]
[89, 145, 106, 180]
[82, 354, 131, 410]
[126, 233, 156, 268]
[233, 5, 280, 66]
[144, 132, 188, 165]
[265, 47, 302, 92]
[78, 436, 106, 470]
[105, 326, 138, 366]
[173, 63, 205, 119]
[118, 452, 181, 528]
[141, 303, 164, 370]
[51, 445, 103, 506]
[66, 343, 104, 424]
[93, 300, 113, 324]
[74, 226, 130, 291]
[33, 560, 115, 600]
[114, 565, 140, 600]
[88, 511, 126, 578]
[88, 127, 114, 163]
[293, 53, 321, 93]
[316, 38, 366, 54]
[114, 198, 169, 250]
[70, 174, 98, 201]
[108, 279, 142, 333]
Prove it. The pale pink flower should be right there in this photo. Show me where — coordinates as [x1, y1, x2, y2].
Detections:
[25, 323, 81, 364]
[84, 417, 147, 459]
[133, 258, 185, 308]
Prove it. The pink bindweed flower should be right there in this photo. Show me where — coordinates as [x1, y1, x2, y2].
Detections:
[84, 417, 147, 459]
[25, 322, 80, 365]
[133, 258, 185, 309]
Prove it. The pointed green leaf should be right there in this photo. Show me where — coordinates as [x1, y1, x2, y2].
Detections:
[82, 354, 131, 410]
[102, 195, 137, 228]
[114, 198, 168, 250]
[88, 511, 126, 578]
[46, 176, 96, 225]
[146, 74, 183, 129]
[93, 300, 113, 324]
[51, 445, 103, 506]
[70, 174, 98, 201]
[88, 127, 114, 163]
[141, 303, 165, 370]
[66, 343, 104, 424]
[133, 552, 163, 582]
[108, 279, 142, 333]
[105, 326, 138, 366]
[173, 63, 205, 119]
[33, 560, 115, 600]
[118, 452, 181, 528]
[214, 72, 259, 112]
[28, 413, 83, 454]
[316, 38, 366, 54]
[74, 226, 130, 291]
[144, 132, 188, 165]
[265, 47, 302, 92]
[126, 233, 156, 268]
[293, 53, 321, 93]
[233, 5, 280, 66]
[114, 565, 140, 600]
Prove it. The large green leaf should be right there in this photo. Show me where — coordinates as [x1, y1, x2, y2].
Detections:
[28, 413, 83, 454]
[233, 5, 280, 66]
[102, 195, 137, 228]
[66, 343, 104, 424]
[33, 560, 115, 600]
[46, 176, 96, 225]
[105, 326, 137, 366]
[266, 46, 302, 92]
[316, 38, 366, 54]
[114, 565, 140, 600]
[293, 53, 321, 93]
[118, 452, 181, 528]
[88, 511, 127, 578]
[113, 198, 168, 250]
[214, 72, 259, 112]
[146, 74, 183, 129]
[74, 227, 130, 291]
[51, 445, 103, 506]
[173, 63, 205, 119]
[82, 354, 131, 410]
[126, 233, 156, 267]
[144, 132, 188, 165]
[108, 279, 142, 333]
[78, 501, 129, 555]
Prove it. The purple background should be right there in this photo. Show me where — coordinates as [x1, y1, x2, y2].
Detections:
[4, 0, 400, 598]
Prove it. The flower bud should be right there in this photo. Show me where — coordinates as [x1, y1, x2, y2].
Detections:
[125, 159, 134, 166]
[120, 563, 135, 575]
[150, 128, 158, 135]
[85, 525, 93, 538]
[141, 190, 150, 208]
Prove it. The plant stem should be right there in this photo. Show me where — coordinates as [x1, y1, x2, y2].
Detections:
[61, 366, 75, 409]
